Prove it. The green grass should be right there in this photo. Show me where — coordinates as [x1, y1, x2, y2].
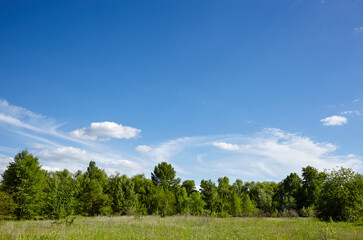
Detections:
[0, 216, 362, 240]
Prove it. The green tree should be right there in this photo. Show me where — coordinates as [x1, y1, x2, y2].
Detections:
[174, 186, 188, 214]
[316, 167, 363, 222]
[0, 191, 16, 217]
[44, 170, 76, 219]
[298, 166, 326, 209]
[1, 150, 46, 219]
[77, 161, 110, 216]
[241, 194, 255, 216]
[282, 173, 302, 198]
[149, 186, 176, 217]
[189, 191, 205, 215]
[182, 180, 196, 196]
[217, 176, 231, 215]
[274, 173, 302, 211]
[151, 162, 180, 189]
[131, 174, 153, 215]
[200, 179, 217, 213]
[108, 174, 137, 215]
[108, 174, 125, 214]
[230, 192, 242, 216]
[248, 181, 276, 213]
[257, 189, 272, 213]
[232, 179, 247, 198]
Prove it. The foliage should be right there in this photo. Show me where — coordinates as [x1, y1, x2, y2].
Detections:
[44, 170, 76, 219]
[189, 191, 205, 215]
[200, 179, 217, 212]
[174, 186, 188, 214]
[0, 150, 362, 223]
[241, 194, 256, 216]
[149, 186, 176, 217]
[151, 162, 180, 189]
[0, 190, 16, 216]
[299, 206, 315, 218]
[298, 166, 326, 209]
[316, 167, 363, 222]
[76, 161, 110, 216]
[216, 176, 231, 215]
[181, 180, 196, 196]
[108, 173, 136, 215]
[274, 173, 301, 211]
[1, 150, 46, 219]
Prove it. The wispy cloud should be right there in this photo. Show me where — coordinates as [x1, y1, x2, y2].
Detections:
[212, 142, 240, 151]
[0, 99, 361, 182]
[37, 146, 145, 175]
[137, 128, 362, 181]
[0, 99, 146, 175]
[70, 121, 141, 141]
[320, 115, 347, 126]
[135, 145, 152, 153]
[0, 99, 98, 146]
[341, 110, 361, 116]
[354, 27, 363, 34]
[0, 99, 60, 134]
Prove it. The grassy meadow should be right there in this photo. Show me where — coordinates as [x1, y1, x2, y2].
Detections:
[0, 216, 362, 240]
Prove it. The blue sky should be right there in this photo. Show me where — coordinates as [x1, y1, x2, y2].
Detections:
[0, 0, 362, 184]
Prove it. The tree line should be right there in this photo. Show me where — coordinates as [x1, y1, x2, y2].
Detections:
[0, 150, 362, 222]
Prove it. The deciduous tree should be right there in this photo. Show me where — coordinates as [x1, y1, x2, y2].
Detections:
[316, 167, 363, 222]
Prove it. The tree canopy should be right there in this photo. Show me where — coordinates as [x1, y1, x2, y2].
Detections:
[0, 150, 362, 222]
[151, 162, 180, 189]
[1, 150, 46, 219]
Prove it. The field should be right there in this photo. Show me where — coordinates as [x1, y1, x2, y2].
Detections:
[0, 216, 362, 240]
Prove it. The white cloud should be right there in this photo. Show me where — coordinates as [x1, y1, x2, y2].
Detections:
[30, 143, 48, 149]
[0, 100, 145, 176]
[341, 110, 362, 116]
[38, 147, 89, 164]
[0, 99, 361, 182]
[320, 115, 347, 126]
[136, 145, 152, 153]
[37, 146, 144, 175]
[70, 129, 98, 141]
[145, 136, 206, 164]
[142, 129, 362, 182]
[0, 113, 33, 129]
[354, 27, 363, 34]
[1, 125, 362, 182]
[0, 99, 58, 134]
[0, 99, 96, 146]
[42, 166, 61, 172]
[212, 142, 240, 151]
[341, 110, 353, 115]
[70, 121, 140, 141]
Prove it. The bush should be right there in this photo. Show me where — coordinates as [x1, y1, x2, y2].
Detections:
[299, 207, 308, 217]
[279, 209, 298, 218]
[306, 206, 315, 217]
